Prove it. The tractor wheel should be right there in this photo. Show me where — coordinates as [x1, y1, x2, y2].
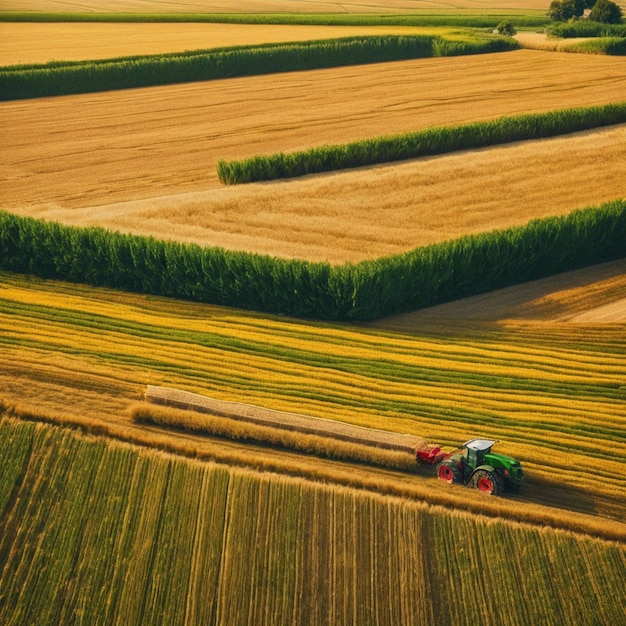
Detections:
[470, 469, 504, 496]
[437, 461, 462, 484]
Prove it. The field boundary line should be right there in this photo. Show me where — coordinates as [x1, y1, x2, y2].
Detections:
[0, 13, 550, 28]
[1, 200, 624, 320]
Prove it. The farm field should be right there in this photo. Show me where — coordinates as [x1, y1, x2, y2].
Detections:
[2, 49, 626, 262]
[1, 417, 625, 626]
[0, 0, 554, 14]
[1, 6, 626, 623]
[1, 266, 625, 535]
[0, 22, 445, 66]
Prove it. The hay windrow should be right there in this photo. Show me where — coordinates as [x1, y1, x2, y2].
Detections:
[136, 387, 425, 470]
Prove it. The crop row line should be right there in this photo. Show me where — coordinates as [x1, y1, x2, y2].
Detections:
[2, 411, 625, 543]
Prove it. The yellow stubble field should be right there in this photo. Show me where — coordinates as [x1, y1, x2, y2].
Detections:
[0, 22, 446, 65]
[2, 49, 626, 263]
[0, 0, 556, 14]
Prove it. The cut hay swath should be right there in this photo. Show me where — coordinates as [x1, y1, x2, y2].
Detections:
[144, 384, 429, 454]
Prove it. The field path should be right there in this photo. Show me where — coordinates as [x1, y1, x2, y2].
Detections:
[2, 49, 626, 262]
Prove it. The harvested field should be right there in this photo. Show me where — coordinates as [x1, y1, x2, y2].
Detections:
[0, 22, 440, 66]
[2, 49, 626, 262]
[378, 258, 626, 327]
[0, 0, 555, 14]
[515, 31, 588, 52]
[5, 126, 626, 263]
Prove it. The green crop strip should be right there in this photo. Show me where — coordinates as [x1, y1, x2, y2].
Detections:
[2, 276, 624, 460]
[566, 37, 626, 55]
[5, 297, 622, 404]
[0, 12, 550, 28]
[217, 103, 626, 183]
[547, 20, 626, 38]
[1, 200, 625, 320]
[0, 34, 518, 100]
[1, 270, 625, 520]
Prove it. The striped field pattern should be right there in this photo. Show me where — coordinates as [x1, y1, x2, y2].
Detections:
[0, 417, 624, 626]
[1, 269, 624, 531]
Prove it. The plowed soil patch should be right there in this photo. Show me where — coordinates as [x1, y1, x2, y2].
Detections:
[2, 49, 626, 262]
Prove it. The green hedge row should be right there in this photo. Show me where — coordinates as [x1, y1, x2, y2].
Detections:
[216, 103, 626, 184]
[547, 21, 626, 38]
[0, 34, 517, 101]
[1, 201, 624, 320]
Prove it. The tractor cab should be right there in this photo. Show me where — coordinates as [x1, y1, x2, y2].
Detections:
[443, 439, 495, 480]
[464, 438, 495, 468]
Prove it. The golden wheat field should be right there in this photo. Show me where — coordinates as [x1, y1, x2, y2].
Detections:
[2, 49, 626, 262]
[0, 22, 445, 66]
[2, 7, 626, 623]
[0, 0, 555, 14]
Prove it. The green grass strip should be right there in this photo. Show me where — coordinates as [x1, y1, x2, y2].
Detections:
[0, 12, 550, 28]
[0, 34, 517, 101]
[1, 200, 624, 321]
[217, 102, 626, 183]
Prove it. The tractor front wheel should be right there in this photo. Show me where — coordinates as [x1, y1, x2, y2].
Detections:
[437, 461, 462, 484]
[470, 469, 504, 495]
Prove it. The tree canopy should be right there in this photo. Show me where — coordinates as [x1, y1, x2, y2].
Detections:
[548, 0, 622, 22]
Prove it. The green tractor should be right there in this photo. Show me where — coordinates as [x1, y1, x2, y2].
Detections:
[436, 439, 524, 495]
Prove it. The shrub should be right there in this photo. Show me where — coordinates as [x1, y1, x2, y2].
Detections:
[547, 19, 626, 36]
[496, 20, 517, 36]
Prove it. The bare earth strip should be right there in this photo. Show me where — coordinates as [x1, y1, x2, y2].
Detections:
[0, 23, 441, 66]
[0, 0, 555, 14]
[3, 50, 626, 263]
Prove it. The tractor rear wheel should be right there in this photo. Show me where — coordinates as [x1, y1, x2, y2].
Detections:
[437, 461, 462, 484]
[470, 469, 504, 495]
